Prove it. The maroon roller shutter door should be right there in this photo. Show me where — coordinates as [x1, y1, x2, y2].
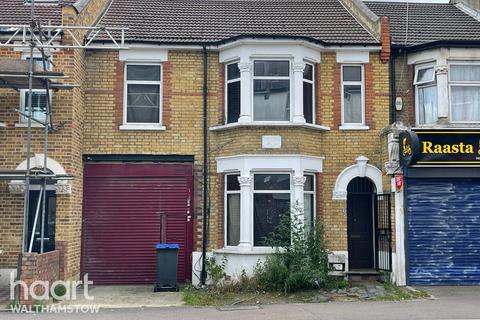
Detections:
[82, 163, 193, 285]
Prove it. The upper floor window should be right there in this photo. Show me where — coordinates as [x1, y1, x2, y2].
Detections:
[414, 64, 438, 125]
[253, 60, 291, 121]
[341, 65, 364, 126]
[124, 63, 162, 125]
[226, 63, 240, 123]
[450, 63, 480, 123]
[303, 64, 314, 124]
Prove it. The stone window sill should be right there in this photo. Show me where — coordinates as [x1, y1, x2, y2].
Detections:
[214, 247, 281, 255]
[15, 123, 45, 128]
[119, 124, 166, 131]
[339, 125, 370, 131]
[210, 121, 330, 132]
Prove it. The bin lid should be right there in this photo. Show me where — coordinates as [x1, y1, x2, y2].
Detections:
[156, 244, 179, 249]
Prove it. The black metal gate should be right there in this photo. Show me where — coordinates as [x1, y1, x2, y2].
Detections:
[375, 193, 392, 271]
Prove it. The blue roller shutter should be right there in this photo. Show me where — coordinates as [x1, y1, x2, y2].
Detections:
[407, 178, 480, 285]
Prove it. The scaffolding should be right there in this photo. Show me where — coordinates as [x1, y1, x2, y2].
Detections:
[0, 0, 126, 296]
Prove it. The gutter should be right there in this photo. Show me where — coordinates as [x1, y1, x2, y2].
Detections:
[392, 40, 480, 53]
[200, 45, 209, 286]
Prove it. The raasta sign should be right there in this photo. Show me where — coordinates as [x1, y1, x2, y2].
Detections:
[400, 130, 480, 166]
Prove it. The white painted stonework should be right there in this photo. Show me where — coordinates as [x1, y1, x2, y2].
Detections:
[261, 135, 282, 149]
[336, 51, 370, 63]
[119, 48, 168, 61]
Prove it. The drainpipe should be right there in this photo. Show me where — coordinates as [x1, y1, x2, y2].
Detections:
[389, 51, 397, 124]
[200, 45, 209, 286]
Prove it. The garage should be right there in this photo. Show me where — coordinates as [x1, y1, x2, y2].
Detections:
[406, 178, 480, 285]
[82, 162, 193, 285]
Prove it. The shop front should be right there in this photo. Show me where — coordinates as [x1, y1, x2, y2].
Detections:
[400, 129, 480, 285]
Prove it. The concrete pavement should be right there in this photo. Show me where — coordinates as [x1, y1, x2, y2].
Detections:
[1, 286, 480, 319]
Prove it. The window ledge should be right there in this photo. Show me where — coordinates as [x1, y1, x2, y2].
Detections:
[119, 124, 166, 131]
[210, 121, 330, 132]
[339, 125, 370, 131]
[0, 122, 5, 128]
[15, 123, 45, 128]
[214, 247, 279, 255]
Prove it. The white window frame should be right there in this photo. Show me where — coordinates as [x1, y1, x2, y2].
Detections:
[18, 53, 52, 125]
[225, 61, 241, 124]
[252, 172, 293, 248]
[224, 173, 241, 248]
[303, 62, 315, 124]
[122, 62, 163, 129]
[304, 173, 316, 230]
[448, 61, 480, 124]
[251, 59, 293, 122]
[414, 63, 438, 125]
[340, 64, 365, 127]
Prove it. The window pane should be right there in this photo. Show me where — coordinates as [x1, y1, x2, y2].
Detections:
[254, 174, 290, 190]
[304, 193, 314, 232]
[226, 174, 240, 191]
[25, 91, 47, 122]
[451, 65, 480, 81]
[254, 61, 289, 77]
[343, 66, 362, 82]
[127, 65, 161, 81]
[303, 82, 313, 123]
[253, 79, 290, 121]
[253, 193, 290, 246]
[303, 64, 313, 81]
[227, 81, 241, 123]
[343, 85, 362, 124]
[304, 175, 314, 191]
[451, 86, 480, 122]
[418, 85, 438, 124]
[227, 63, 240, 80]
[416, 67, 435, 83]
[127, 84, 160, 123]
[227, 194, 240, 246]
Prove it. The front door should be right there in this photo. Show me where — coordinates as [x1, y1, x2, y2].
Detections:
[347, 177, 375, 270]
[27, 190, 56, 253]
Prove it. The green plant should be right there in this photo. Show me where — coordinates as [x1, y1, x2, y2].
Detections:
[254, 203, 331, 293]
[205, 255, 227, 287]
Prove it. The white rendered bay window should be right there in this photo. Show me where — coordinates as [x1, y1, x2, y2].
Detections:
[124, 63, 162, 125]
[450, 63, 480, 123]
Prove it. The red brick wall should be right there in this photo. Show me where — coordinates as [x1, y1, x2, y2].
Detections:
[19, 250, 60, 305]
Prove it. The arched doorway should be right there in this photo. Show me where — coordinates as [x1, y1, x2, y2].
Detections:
[347, 177, 376, 270]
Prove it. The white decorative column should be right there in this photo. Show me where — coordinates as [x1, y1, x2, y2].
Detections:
[435, 65, 449, 122]
[293, 176, 307, 230]
[237, 176, 253, 250]
[292, 62, 306, 123]
[238, 62, 253, 123]
[393, 177, 406, 286]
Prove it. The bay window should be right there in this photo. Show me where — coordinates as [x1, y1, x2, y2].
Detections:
[226, 63, 241, 123]
[414, 65, 437, 125]
[225, 174, 241, 246]
[253, 60, 291, 121]
[253, 174, 291, 246]
[341, 65, 364, 126]
[303, 63, 315, 124]
[124, 63, 162, 125]
[304, 174, 315, 233]
[450, 64, 480, 122]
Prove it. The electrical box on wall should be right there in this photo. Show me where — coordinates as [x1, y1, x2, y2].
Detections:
[395, 97, 403, 111]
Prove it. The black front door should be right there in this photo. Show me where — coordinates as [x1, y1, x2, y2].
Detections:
[27, 190, 56, 253]
[347, 178, 375, 270]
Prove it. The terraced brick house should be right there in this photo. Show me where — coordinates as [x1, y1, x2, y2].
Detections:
[1, 0, 401, 292]
[366, 0, 480, 286]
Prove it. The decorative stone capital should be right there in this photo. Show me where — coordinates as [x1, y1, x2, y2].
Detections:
[237, 176, 252, 186]
[292, 62, 306, 73]
[8, 182, 71, 195]
[238, 62, 252, 73]
[293, 176, 307, 186]
[385, 161, 400, 175]
[435, 65, 448, 75]
[355, 156, 369, 178]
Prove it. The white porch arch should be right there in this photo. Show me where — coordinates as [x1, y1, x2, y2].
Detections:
[8, 154, 71, 194]
[332, 156, 383, 200]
